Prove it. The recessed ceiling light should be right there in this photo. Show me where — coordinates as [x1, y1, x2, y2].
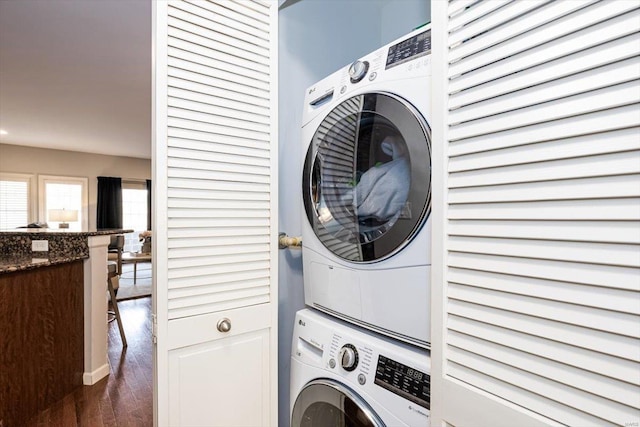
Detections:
[0, 130, 7, 135]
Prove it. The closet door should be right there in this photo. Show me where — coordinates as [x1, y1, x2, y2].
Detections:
[431, 1, 640, 426]
[152, 1, 278, 425]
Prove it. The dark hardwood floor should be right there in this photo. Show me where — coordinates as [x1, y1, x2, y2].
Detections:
[26, 297, 153, 427]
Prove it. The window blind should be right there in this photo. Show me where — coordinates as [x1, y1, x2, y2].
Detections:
[0, 179, 29, 229]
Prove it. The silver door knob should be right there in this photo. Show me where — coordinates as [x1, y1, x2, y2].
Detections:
[217, 318, 231, 333]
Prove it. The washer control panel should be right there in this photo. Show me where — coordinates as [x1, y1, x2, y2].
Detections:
[293, 309, 431, 425]
[375, 355, 430, 409]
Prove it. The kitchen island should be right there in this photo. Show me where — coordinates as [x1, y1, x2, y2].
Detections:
[0, 228, 131, 426]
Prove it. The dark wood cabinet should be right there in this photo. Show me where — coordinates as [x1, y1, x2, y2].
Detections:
[0, 261, 84, 427]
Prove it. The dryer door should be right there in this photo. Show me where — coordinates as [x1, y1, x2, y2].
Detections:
[291, 379, 384, 427]
[303, 92, 431, 262]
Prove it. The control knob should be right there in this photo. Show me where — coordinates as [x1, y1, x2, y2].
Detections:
[339, 344, 359, 371]
[348, 60, 369, 83]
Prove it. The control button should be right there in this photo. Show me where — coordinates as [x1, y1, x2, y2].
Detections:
[329, 358, 336, 369]
[348, 60, 369, 84]
[368, 72, 377, 81]
[358, 374, 366, 385]
[339, 344, 359, 371]
[340, 85, 347, 94]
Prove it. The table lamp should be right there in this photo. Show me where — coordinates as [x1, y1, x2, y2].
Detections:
[49, 209, 78, 229]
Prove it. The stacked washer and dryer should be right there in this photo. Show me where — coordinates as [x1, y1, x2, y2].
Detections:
[290, 26, 433, 427]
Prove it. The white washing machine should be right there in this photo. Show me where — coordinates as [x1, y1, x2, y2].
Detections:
[290, 308, 431, 427]
[300, 27, 432, 348]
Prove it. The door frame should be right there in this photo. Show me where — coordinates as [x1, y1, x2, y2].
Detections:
[151, 0, 169, 424]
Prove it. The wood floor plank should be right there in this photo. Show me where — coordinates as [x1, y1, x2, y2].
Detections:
[61, 395, 77, 426]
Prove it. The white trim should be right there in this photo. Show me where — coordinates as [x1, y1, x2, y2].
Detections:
[152, 0, 169, 425]
[37, 174, 89, 230]
[268, 2, 279, 424]
[83, 235, 111, 386]
[122, 179, 148, 190]
[83, 363, 110, 386]
[429, 2, 449, 423]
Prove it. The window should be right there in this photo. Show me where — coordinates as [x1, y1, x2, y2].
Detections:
[38, 175, 89, 230]
[122, 181, 148, 252]
[0, 173, 35, 229]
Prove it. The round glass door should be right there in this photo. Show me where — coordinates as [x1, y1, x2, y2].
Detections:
[303, 92, 431, 262]
[291, 379, 383, 427]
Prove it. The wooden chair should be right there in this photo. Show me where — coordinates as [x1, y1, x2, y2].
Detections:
[107, 235, 124, 275]
[107, 235, 127, 347]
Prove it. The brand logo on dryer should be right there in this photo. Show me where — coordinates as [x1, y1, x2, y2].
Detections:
[308, 87, 316, 95]
[408, 406, 429, 418]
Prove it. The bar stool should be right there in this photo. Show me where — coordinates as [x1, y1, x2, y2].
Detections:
[107, 261, 127, 347]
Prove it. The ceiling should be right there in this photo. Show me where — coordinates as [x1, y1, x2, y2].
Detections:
[0, 0, 152, 159]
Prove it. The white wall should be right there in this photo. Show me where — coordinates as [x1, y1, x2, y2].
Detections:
[0, 143, 151, 229]
[380, 0, 430, 46]
[278, 1, 429, 425]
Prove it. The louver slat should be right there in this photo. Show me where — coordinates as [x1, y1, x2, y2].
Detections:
[449, 2, 639, 80]
[448, 220, 640, 245]
[449, 57, 640, 124]
[449, 34, 640, 108]
[448, 0, 510, 32]
[169, 1, 269, 48]
[448, 1, 589, 58]
[448, 81, 640, 140]
[448, 0, 481, 18]
[164, 1, 274, 320]
[438, 0, 640, 425]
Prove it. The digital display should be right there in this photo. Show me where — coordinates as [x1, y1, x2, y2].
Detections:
[386, 30, 431, 70]
[375, 355, 430, 409]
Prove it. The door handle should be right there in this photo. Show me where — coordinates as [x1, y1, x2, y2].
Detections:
[217, 318, 231, 333]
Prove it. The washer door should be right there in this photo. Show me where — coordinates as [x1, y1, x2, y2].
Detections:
[291, 379, 384, 427]
[302, 92, 431, 262]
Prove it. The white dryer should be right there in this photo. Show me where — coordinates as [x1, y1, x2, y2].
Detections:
[290, 308, 431, 427]
[301, 27, 432, 348]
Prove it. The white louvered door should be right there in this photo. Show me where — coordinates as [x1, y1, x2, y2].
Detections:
[431, 1, 640, 426]
[153, 1, 278, 425]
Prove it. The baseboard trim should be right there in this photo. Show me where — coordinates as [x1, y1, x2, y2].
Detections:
[83, 363, 110, 385]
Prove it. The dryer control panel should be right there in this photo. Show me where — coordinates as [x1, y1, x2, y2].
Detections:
[385, 29, 431, 70]
[301, 24, 431, 128]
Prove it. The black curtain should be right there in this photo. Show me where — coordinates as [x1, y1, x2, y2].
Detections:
[146, 179, 152, 230]
[96, 177, 123, 229]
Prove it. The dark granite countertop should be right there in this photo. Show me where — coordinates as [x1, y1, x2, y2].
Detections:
[0, 229, 133, 274]
[0, 253, 88, 274]
[0, 228, 132, 237]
